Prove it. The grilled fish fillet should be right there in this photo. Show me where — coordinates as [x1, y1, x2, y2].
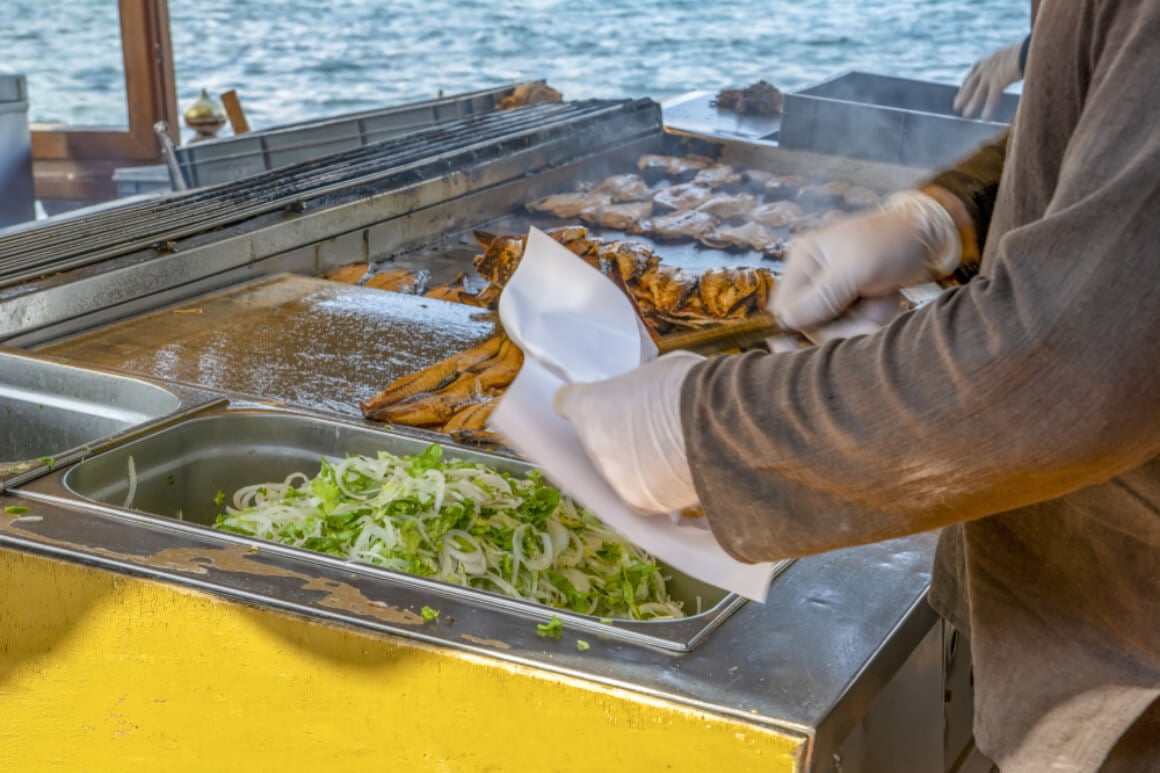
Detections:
[749, 200, 804, 228]
[652, 183, 715, 212]
[696, 192, 758, 220]
[636, 210, 718, 241]
[363, 268, 431, 294]
[591, 174, 652, 203]
[579, 199, 654, 231]
[322, 262, 369, 284]
[526, 192, 612, 219]
[699, 221, 781, 252]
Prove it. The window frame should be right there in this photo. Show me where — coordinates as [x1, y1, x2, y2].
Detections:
[30, 0, 178, 200]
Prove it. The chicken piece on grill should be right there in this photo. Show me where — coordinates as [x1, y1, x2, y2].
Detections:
[636, 154, 714, 182]
[764, 175, 807, 200]
[693, 164, 742, 189]
[363, 268, 431, 295]
[652, 183, 715, 212]
[636, 210, 718, 241]
[841, 186, 882, 211]
[696, 192, 758, 220]
[637, 264, 701, 314]
[323, 262, 369, 284]
[526, 191, 612, 219]
[498, 82, 563, 110]
[797, 181, 852, 209]
[579, 199, 654, 231]
[699, 222, 782, 252]
[591, 173, 653, 203]
[749, 200, 805, 228]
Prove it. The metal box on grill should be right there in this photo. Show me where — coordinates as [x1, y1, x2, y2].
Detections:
[170, 83, 533, 188]
[779, 70, 1018, 168]
[0, 74, 35, 229]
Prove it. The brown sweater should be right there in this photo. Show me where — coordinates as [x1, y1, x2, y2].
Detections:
[682, 0, 1160, 769]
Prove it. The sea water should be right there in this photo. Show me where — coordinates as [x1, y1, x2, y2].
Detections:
[3, 0, 1028, 132]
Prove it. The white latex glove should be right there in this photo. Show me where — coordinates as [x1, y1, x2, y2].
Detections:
[771, 190, 960, 331]
[955, 40, 1024, 120]
[553, 351, 704, 514]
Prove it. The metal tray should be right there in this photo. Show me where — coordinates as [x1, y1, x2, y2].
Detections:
[172, 83, 537, 189]
[16, 408, 751, 652]
[0, 348, 224, 490]
[780, 70, 1017, 168]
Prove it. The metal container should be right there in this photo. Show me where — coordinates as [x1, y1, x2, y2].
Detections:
[0, 349, 224, 490]
[779, 71, 1017, 168]
[0, 74, 35, 229]
[21, 408, 751, 652]
[171, 83, 538, 189]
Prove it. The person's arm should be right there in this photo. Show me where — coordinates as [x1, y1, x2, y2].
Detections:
[684, 16, 1160, 563]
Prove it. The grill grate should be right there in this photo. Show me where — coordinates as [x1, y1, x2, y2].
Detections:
[0, 99, 658, 290]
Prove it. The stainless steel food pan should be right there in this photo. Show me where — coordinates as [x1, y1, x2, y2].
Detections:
[0, 349, 223, 489]
[18, 408, 756, 651]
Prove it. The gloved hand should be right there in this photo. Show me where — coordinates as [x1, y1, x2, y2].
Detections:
[771, 190, 960, 332]
[955, 40, 1024, 120]
[553, 351, 704, 514]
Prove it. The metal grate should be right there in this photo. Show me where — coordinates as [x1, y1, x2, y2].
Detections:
[0, 99, 659, 290]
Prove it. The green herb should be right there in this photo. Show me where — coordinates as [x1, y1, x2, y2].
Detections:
[420, 606, 440, 622]
[4, 505, 29, 515]
[576, 640, 590, 652]
[38, 456, 55, 471]
[166, 475, 175, 486]
[536, 615, 564, 639]
[213, 489, 227, 507]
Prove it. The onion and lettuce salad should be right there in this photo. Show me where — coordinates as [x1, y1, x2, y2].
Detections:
[213, 444, 684, 620]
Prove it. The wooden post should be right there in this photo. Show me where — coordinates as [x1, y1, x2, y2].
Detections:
[220, 90, 251, 135]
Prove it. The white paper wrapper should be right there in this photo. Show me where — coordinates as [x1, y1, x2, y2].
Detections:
[489, 227, 778, 601]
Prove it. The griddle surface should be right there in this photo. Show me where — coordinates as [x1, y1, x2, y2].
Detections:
[42, 275, 496, 418]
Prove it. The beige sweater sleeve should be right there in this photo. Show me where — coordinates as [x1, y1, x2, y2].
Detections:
[681, 2, 1160, 564]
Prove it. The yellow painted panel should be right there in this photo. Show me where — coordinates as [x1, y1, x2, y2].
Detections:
[0, 549, 804, 772]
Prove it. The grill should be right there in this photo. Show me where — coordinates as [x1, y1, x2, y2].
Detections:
[0, 99, 659, 291]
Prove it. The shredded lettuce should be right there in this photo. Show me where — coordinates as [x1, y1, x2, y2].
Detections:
[420, 605, 440, 622]
[537, 615, 564, 639]
[212, 444, 683, 621]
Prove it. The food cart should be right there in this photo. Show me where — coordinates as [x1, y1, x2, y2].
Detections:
[1, 97, 978, 772]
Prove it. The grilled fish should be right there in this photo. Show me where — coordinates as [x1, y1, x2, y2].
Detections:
[591, 174, 652, 203]
[323, 262, 369, 284]
[693, 164, 742, 189]
[636, 154, 713, 181]
[699, 222, 781, 252]
[526, 191, 612, 219]
[797, 181, 852, 209]
[652, 183, 715, 212]
[443, 399, 497, 433]
[764, 175, 807, 200]
[698, 267, 773, 318]
[749, 200, 804, 228]
[370, 373, 484, 426]
[579, 199, 653, 231]
[359, 335, 504, 415]
[363, 268, 431, 295]
[696, 192, 757, 220]
[636, 210, 718, 241]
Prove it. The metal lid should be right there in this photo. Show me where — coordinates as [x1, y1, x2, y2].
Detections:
[0, 74, 28, 104]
